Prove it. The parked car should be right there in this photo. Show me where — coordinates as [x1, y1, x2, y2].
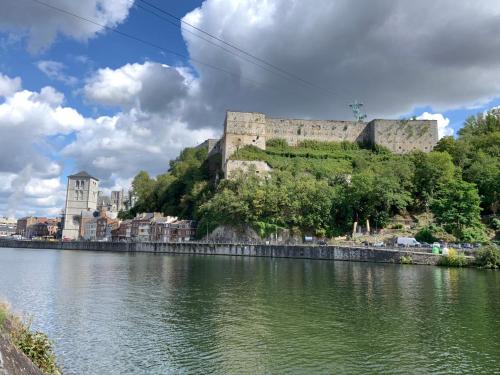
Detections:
[396, 237, 421, 247]
[373, 241, 385, 247]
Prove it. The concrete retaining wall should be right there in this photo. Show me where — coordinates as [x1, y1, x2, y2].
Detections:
[0, 240, 441, 265]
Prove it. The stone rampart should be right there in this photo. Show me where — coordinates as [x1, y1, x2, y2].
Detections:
[265, 117, 369, 146]
[0, 240, 443, 266]
[220, 111, 438, 177]
[370, 119, 438, 153]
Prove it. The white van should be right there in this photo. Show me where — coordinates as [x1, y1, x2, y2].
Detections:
[396, 237, 421, 247]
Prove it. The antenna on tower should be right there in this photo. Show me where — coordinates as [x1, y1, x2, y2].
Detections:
[349, 100, 367, 122]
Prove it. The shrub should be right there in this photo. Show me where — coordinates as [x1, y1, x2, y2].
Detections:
[391, 223, 404, 230]
[475, 246, 500, 269]
[489, 218, 500, 231]
[400, 255, 413, 264]
[0, 306, 6, 329]
[13, 327, 60, 375]
[0, 303, 60, 375]
[458, 226, 488, 243]
[438, 248, 469, 267]
[266, 138, 288, 148]
[415, 225, 438, 242]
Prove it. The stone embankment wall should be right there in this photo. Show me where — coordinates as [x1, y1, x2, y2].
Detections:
[0, 240, 441, 265]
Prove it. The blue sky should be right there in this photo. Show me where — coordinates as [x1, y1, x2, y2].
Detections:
[1, 0, 500, 218]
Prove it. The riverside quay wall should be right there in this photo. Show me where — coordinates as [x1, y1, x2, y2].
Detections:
[0, 240, 442, 265]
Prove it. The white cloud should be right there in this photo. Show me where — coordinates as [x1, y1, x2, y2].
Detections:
[84, 62, 191, 113]
[417, 112, 453, 139]
[0, 74, 86, 217]
[62, 109, 216, 182]
[37, 60, 78, 85]
[179, 0, 500, 122]
[0, 0, 135, 52]
[0, 74, 21, 97]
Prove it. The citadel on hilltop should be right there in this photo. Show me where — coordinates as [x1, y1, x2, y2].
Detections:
[202, 111, 439, 177]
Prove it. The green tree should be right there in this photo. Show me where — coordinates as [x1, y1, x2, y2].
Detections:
[464, 152, 500, 214]
[431, 179, 486, 241]
[412, 151, 455, 209]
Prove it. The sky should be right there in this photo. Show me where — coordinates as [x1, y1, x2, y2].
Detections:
[1, 0, 500, 219]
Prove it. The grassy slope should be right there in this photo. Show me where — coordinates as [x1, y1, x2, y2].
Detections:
[230, 139, 396, 178]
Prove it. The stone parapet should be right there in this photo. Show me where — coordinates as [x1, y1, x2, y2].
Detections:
[0, 239, 446, 266]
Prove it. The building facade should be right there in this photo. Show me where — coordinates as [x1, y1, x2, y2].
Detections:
[16, 216, 37, 238]
[0, 217, 16, 237]
[150, 216, 178, 242]
[96, 216, 119, 241]
[62, 171, 99, 240]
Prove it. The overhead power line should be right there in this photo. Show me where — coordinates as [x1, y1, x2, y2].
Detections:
[135, 3, 296, 85]
[26, 0, 283, 93]
[137, 0, 337, 96]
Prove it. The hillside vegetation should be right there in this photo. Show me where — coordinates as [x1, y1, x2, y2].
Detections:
[126, 111, 500, 242]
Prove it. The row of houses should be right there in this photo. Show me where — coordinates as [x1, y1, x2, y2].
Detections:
[15, 217, 61, 239]
[79, 212, 197, 242]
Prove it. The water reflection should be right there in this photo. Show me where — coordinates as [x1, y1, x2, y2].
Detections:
[0, 248, 498, 374]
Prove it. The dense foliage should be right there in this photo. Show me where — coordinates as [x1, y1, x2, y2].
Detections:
[475, 246, 500, 268]
[126, 111, 500, 241]
[129, 147, 213, 219]
[437, 248, 469, 267]
[435, 111, 500, 214]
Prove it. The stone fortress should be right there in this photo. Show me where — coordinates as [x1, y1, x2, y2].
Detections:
[203, 111, 439, 178]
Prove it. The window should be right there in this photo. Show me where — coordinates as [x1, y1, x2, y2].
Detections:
[81, 180, 85, 189]
[76, 180, 80, 189]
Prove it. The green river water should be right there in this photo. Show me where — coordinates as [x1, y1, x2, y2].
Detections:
[0, 247, 499, 374]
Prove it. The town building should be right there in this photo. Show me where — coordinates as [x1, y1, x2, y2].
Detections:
[112, 220, 132, 242]
[173, 220, 197, 242]
[0, 217, 16, 237]
[150, 216, 178, 242]
[97, 192, 113, 212]
[82, 218, 98, 241]
[14, 217, 60, 239]
[96, 216, 119, 241]
[131, 213, 162, 241]
[111, 190, 125, 212]
[62, 171, 99, 240]
[16, 216, 37, 238]
[27, 218, 60, 239]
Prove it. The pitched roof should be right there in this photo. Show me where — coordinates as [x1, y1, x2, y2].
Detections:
[68, 171, 99, 181]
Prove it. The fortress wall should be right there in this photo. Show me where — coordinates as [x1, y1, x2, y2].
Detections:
[220, 111, 439, 177]
[265, 117, 370, 145]
[370, 120, 438, 153]
[222, 111, 267, 172]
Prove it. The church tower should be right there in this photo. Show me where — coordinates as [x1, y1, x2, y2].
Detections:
[62, 171, 99, 240]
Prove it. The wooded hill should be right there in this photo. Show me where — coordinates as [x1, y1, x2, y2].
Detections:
[125, 111, 500, 242]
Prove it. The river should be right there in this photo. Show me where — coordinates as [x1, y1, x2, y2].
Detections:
[0, 247, 499, 374]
